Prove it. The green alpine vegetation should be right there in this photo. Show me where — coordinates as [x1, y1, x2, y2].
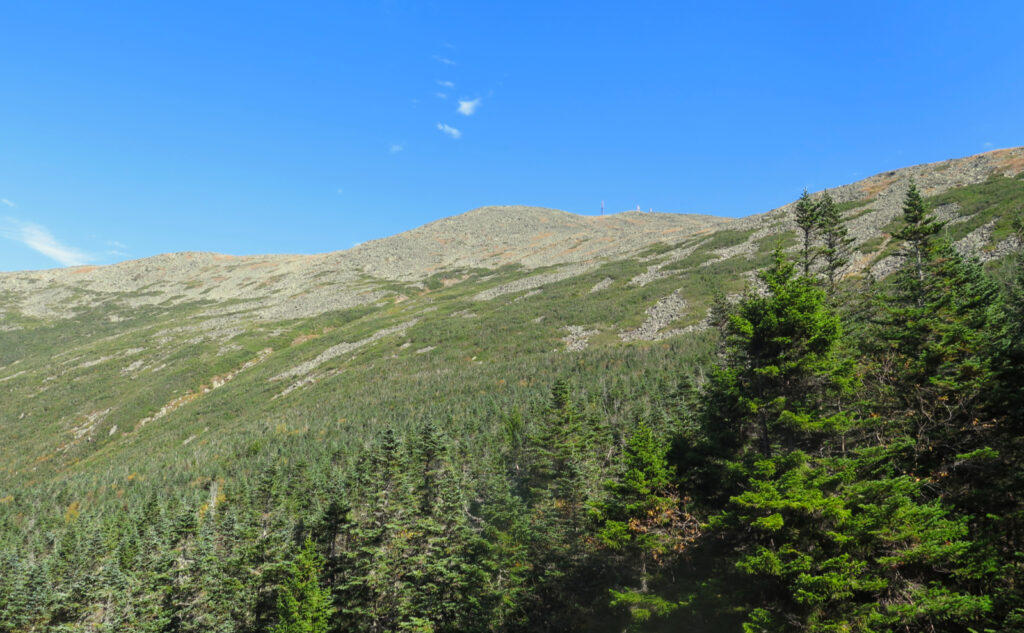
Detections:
[2, 149, 1024, 631]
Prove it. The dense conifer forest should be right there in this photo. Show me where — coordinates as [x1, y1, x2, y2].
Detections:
[2, 184, 1023, 632]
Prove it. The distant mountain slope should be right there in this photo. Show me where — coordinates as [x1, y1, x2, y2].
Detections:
[0, 147, 1021, 488]
[2, 147, 1021, 322]
[351, 206, 732, 279]
[0, 206, 731, 321]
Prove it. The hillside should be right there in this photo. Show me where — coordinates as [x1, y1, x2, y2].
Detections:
[1, 148, 1022, 487]
[1, 147, 1024, 632]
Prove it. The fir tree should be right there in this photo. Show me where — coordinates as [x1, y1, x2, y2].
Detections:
[794, 189, 821, 276]
[271, 537, 334, 633]
[874, 184, 1006, 475]
[815, 192, 854, 293]
[712, 446, 991, 632]
[592, 420, 698, 630]
[702, 249, 855, 462]
[893, 180, 944, 306]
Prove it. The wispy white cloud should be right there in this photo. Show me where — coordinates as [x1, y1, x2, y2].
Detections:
[0, 218, 92, 266]
[390, 144, 404, 153]
[106, 240, 128, 249]
[437, 80, 454, 88]
[433, 55, 456, 65]
[436, 123, 461, 139]
[442, 42, 456, 49]
[983, 141, 995, 149]
[434, 92, 448, 100]
[337, 188, 344, 194]
[457, 98, 481, 116]
[1, 199, 14, 208]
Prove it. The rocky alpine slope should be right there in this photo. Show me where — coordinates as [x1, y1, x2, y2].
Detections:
[1, 147, 1022, 486]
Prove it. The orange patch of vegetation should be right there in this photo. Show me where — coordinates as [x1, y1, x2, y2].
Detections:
[993, 150, 1024, 176]
[861, 174, 899, 198]
[64, 501, 80, 522]
[529, 231, 554, 243]
[291, 333, 320, 346]
[71, 266, 99, 275]
[441, 275, 468, 287]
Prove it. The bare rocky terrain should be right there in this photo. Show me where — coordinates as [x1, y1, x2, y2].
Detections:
[2, 147, 1020, 326]
[0, 207, 731, 322]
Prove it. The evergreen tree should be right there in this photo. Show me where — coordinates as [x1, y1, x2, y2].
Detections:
[592, 420, 698, 630]
[702, 249, 855, 462]
[873, 183, 1006, 476]
[815, 192, 854, 293]
[892, 180, 945, 306]
[335, 432, 415, 632]
[794, 189, 821, 276]
[711, 446, 991, 632]
[516, 380, 605, 632]
[271, 537, 333, 633]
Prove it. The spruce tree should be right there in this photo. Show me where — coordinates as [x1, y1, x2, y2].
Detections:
[271, 538, 334, 633]
[711, 446, 991, 632]
[874, 183, 1006, 475]
[794, 189, 821, 276]
[893, 180, 944, 306]
[815, 192, 854, 293]
[702, 249, 855, 462]
[592, 420, 698, 629]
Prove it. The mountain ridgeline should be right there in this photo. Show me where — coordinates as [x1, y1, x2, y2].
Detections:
[1, 147, 1024, 632]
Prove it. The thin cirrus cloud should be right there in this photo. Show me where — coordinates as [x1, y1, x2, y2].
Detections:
[1, 199, 15, 208]
[457, 98, 481, 116]
[105, 240, 129, 257]
[0, 218, 92, 266]
[432, 55, 456, 65]
[436, 123, 461, 139]
[389, 144, 404, 153]
[437, 80, 454, 88]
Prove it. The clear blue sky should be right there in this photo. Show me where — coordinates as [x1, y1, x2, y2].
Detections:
[2, 1, 1022, 271]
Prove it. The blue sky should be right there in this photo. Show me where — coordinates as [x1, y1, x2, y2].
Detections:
[2, 1, 1022, 271]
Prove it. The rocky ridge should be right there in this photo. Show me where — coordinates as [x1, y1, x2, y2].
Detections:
[0, 147, 1021, 327]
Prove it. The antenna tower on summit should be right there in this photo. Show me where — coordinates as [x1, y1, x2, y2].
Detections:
[601, 200, 604, 215]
